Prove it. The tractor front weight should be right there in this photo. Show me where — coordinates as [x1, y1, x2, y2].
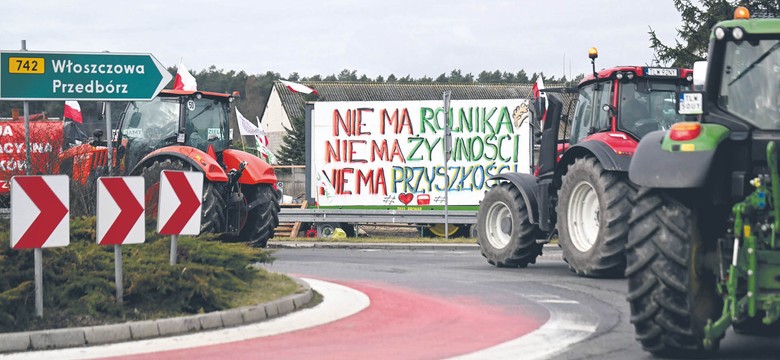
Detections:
[705, 141, 780, 347]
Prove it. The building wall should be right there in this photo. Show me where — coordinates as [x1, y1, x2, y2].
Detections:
[266, 131, 286, 157]
[261, 87, 291, 134]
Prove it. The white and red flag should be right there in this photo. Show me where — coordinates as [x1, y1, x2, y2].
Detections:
[173, 62, 197, 91]
[532, 76, 548, 121]
[279, 79, 318, 95]
[63, 101, 83, 123]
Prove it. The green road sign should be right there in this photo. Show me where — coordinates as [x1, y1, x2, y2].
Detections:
[0, 51, 173, 101]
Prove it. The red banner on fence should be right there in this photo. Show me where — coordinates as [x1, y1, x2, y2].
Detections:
[0, 121, 64, 194]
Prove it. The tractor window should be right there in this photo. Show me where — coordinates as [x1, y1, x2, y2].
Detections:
[718, 39, 780, 129]
[619, 81, 686, 139]
[570, 84, 595, 144]
[593, 83, 614, 133]
[185, 98, 230, 153]
[121, 97, 180, 144]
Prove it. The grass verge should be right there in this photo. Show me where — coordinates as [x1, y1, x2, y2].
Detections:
[0, 216, 301, 333]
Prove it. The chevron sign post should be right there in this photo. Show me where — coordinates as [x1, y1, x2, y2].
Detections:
[97, 176, 144, 305]
[157, 171, 203, 265]
[11, 175, 69, 317]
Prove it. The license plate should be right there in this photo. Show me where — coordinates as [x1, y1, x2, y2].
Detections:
[645, 67, 678, 77]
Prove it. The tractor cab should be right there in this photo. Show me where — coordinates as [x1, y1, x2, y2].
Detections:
[117, 90, 233, 173]
[571, 57, 694, 144]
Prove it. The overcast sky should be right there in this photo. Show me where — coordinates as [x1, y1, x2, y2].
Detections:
[2, 0, 684, 81]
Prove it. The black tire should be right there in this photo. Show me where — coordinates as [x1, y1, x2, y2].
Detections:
[626, 188, 722, 357]
[477, 182, 542, 268]
[230, 184, 280, 247]
[339, 223, 356, 238]
[141, 158, 225, 235]
[557, 156, 636, 277]
[421, 223, 469, 238]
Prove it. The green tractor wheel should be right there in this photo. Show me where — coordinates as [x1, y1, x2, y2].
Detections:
[626, 188, 722, 357]
[141, 158, 225, 234]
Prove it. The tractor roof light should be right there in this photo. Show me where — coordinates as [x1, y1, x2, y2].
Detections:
[616, 72, 624, 80]
[686, 73, 694, 82]
[733, 27, 745, 40]
[194, 92, 203, 99]
[670, 122, 702, 141]
[734, 6, 750, 20]
[588, 47, 598, 59]
[626, 72, 635, 80]
[715, 27, 726, 40]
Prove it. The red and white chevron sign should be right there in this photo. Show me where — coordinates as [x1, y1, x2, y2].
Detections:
[97, 177, 145, 245]
[157, 170, 203, 235]
[11, 175, 69, 249]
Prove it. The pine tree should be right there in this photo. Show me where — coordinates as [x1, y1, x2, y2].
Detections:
[277, 110, 306, 165]
[649, 0, 780, 67]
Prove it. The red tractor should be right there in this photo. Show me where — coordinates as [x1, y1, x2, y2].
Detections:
[477, 49, 693, 277]
[59, 90, 280, 247]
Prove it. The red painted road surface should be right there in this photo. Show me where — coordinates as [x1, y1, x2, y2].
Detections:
[107, 280, 547, 360]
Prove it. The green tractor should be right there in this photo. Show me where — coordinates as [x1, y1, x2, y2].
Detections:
[626, 7, 780, 356]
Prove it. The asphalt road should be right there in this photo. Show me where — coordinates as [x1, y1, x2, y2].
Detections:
[265, 246, 780, 360]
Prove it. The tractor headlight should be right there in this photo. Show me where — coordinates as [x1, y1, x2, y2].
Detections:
[733, 27, 744, 40]
[715, 27, 726, 40]
[195, 92, 203, 100]
[686, 74, 694, 82]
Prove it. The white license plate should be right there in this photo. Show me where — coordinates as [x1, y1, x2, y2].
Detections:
[646, 68, 678, 77]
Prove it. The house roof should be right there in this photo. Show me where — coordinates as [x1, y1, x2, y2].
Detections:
[272, 81, 578, 122]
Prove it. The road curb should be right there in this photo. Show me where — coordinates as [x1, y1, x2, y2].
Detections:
[268, 241, 561, 251]
[0, 277, 314, 354]
[268, 241, 481, 251]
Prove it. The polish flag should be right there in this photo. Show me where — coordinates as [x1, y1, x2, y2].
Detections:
[64, 101, 83, 123]
[532, 76, 548, 121]
[173, 63, 197, 91]
[255, 117, 269, 147]
[279, 79, 318, 95]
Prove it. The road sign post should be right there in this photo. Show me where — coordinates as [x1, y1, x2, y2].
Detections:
[97, 176, 144, 305]
[0, 50, 172, 101]
[157, 171, 203, 265]
[443, 91, 452, 241]
[11, 175, 69, 317]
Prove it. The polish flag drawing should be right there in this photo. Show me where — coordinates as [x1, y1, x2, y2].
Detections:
[173, 62, 197, 91]
[64, 101, 83, 124]
[280, 80, 318, 95]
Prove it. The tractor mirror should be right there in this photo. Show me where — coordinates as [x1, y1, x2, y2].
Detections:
[692, 61, 707, 91]
[532, 97, 546, 123]
[128, 112, 141, 128]
[92, 129, 104, 140]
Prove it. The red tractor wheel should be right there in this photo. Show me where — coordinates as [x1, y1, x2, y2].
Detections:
[141, 158, 225, 234]
[224, 184, 280, 247]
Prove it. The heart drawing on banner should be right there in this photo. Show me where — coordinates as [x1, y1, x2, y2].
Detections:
[398, 193, 413, 205]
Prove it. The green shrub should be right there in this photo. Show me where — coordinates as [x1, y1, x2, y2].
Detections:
[0, 216, 275, 332]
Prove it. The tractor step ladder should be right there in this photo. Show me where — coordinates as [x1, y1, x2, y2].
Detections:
[274, 201, 307, 238]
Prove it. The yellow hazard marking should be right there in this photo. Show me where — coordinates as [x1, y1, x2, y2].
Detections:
[744, 225, 751, 238]
[680, 143, 695, 152]
[8, 57, 44, 74]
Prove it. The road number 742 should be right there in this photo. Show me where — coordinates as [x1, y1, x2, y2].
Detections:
[8, 57, 44, 74]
